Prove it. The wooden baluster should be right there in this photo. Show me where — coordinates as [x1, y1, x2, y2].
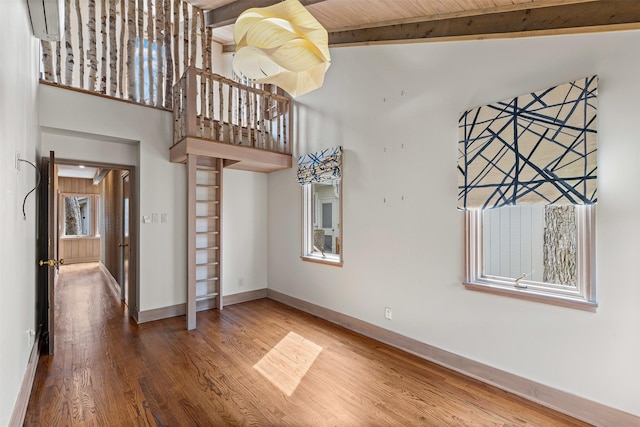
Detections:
[209, 75, 215, 140]
[199, 72, 205, 137]
[249, 91, 258, 147]
[258, 92, 263, 149]
[277, 98, 282, 152]
[254, 91, 260, 147]
[219, 79, 224, 142]
[228, 84, 233, 144]
[284, 99, 289, 153]
[265, 95, 271, 151]
[186, 68, 197, 138]
[238, 87, 242, 144]
[248, 90, 254, 147]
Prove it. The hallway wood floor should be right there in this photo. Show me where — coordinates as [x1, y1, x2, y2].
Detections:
[25, 263, 590, 426]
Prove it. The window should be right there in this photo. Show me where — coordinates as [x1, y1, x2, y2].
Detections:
[302, 179, 343, 266]
[62, 194, 99, 237]
[464, 204, 596, 310]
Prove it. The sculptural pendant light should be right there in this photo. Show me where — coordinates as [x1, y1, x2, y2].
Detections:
[232, 0, 331, 98]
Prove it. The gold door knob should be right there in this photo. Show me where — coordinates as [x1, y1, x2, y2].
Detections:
[39, 259, 64, 267]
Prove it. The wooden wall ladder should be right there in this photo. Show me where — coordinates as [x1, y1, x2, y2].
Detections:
[187, 154, 222, 330]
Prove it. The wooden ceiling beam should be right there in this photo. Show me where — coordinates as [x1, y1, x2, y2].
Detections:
[327, 1, 640, 46]
[204, 0, 327, 28]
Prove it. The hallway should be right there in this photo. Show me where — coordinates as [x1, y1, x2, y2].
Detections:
[24, 263, 589, 426]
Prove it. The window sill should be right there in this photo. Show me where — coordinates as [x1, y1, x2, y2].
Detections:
[463, 281, 598, 312]
[301, 255, 343, 267]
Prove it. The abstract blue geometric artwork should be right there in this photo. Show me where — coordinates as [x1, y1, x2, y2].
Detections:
[458, 76, 598, 210]
[297, 146, 343, 185]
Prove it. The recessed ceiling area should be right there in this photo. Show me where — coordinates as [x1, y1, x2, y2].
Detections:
[57, 164, 99, 179]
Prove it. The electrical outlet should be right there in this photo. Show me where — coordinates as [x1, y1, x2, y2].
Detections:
[385, 307, 392, 320]
[239, 278, 245, 287]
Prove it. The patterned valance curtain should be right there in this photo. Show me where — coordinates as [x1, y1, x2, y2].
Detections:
[457, 76, 598, 210]
[297, 146, 343, 185]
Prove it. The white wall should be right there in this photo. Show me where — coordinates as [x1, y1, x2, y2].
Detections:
[39, 86, 186, 312]
[0, 0, 41, 424]
[222, 169, 268, 296]
[38, 84, 269, 311]
[268, 30, 640, 416]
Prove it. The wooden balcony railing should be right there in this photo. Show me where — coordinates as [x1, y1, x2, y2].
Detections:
[173, 67, 291, 155]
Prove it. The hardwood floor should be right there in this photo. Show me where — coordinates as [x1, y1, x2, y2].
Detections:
[25, 263, 590, 426]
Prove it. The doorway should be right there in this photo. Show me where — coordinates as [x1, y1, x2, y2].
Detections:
[56, 160, 136, 303]
[120, 171, 130, 304]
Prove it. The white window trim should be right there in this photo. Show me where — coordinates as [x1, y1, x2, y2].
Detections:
[463, 205, 597, 311]
[301, 181, 343, 267]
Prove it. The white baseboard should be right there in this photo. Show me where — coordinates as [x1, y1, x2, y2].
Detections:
[266, 289, 639, 427]
[98, 262, 121, 298]
[9, 331, 41, 427]
[137, 302, 188, 323]
[224, 288, 267, 306]
[136, 289, 268, 323]
[136, 300, 216, 323]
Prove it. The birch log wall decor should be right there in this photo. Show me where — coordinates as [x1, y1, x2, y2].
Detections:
[64, 0, 73, 85]
[146, 0, 153, 102]
[76, 0, 85, 89]
[109, 0, 117, 96]
[100, 0, 108, 93]
[155, 0, 164, 106]
[137, 0, 144, 101]
[164, 0, 173, 107]
[40, 0, 219, 109]
[88, 0, 97, 90]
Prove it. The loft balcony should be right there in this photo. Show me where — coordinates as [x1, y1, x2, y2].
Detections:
[170, 67, 292, 173]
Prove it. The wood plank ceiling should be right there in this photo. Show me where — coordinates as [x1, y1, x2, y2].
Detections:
[184, 0, 640, 52]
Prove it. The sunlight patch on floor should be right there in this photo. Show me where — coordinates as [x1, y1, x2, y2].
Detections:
[253, 331, 323, 396]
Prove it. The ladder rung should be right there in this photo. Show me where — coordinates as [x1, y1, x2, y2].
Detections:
[196, 292, 219, 301]
[196, 277, 219, 283]
[196, 200, 220, 203]
[196, 215, 220, 219]
[196, 261, 219, 266]
[196, 246, 219, 251]
[196, 167, 220, 172]
[196, 184, 220, 188]
[196, 231, 219, 235]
